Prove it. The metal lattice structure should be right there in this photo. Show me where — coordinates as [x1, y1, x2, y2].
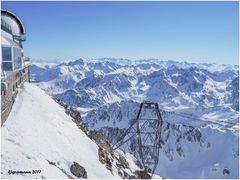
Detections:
[113, 101, 163, 176]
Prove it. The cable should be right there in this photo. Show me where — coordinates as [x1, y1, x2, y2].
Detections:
[159, 108, 238, 128]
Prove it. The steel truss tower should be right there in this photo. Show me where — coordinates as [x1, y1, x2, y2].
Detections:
[113, 101, 163, 176]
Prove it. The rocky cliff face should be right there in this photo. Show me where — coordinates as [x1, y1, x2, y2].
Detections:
[54, 98, 154, 179]
[225, 77, 239, 111]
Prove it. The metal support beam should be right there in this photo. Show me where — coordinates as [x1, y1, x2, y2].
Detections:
[113, 101, 163, 176]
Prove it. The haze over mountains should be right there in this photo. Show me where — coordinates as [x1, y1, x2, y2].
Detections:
[30, 58, 239, 178]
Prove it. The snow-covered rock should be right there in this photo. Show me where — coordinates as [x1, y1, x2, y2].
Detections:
[30, 58, 239, 111]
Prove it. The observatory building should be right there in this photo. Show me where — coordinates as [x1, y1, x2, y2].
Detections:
[1, 9, 27, 72]
[1, 9, 30, 125]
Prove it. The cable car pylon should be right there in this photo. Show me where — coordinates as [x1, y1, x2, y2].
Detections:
[113, 101, 164, 176]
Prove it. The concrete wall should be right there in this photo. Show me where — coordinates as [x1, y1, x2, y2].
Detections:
[1, 66, 30, 126]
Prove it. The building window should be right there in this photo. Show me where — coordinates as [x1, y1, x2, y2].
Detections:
[2, 46, 13, 71]
[2, 62, 13, 71]
[13, 47, 23, 70]
[2, 47, 11, 61]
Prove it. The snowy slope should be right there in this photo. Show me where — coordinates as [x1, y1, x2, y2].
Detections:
[1, 83, 132, 179]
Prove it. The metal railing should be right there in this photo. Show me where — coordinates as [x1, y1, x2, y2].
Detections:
[1, 65, 30, 126]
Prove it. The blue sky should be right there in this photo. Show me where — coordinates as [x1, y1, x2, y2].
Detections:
[2, 1, 239, 64]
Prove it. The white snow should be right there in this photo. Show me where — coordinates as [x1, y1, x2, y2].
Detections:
[1, 83, 121, 179]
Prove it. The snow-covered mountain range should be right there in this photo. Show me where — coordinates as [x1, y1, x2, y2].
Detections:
[30, 58, 239, 178]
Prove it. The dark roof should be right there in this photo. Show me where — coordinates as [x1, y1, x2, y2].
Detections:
[1, 9, 25, 35]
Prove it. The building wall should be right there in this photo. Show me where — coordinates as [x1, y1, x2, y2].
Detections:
[1, 66, 30, 126]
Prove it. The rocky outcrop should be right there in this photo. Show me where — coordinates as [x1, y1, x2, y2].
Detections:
[70, 162, 87, 179]
[223, 168, 230, 175]
[134, 170, 151, 179]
